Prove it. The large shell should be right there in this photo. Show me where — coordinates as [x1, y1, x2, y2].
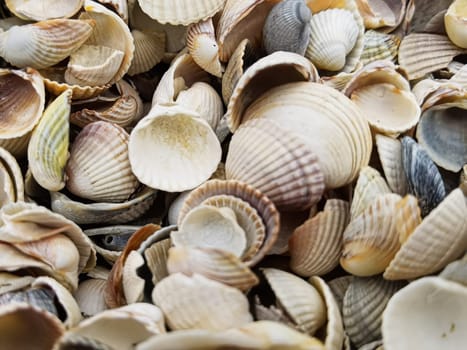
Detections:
[152, 273, 252, 331]
[65, 121, 139, 203]
[5, 0, 83, 20]
[0, 19, 94, 69]
[128, 104, 221, 192]
[226, 118, 325, 210]
[263, 0, 311, 55]
[445, 0, 467, 48]
[128, 29, 165, 76]
[382, 277, 467, 350]
[28, 90, 71, 192]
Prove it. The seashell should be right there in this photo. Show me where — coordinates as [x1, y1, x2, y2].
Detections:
[358, 340, 384, 350]
[359, 30, 400, 66]
[0, 19, 94, 69]
[152, 273, 252, 331]
[80, 0, 134, 84]
[142, 238, 171, 286]
[186, 18, 223, 77]
[50, 186, 157, 225]
[439, 253, 467, 286]
[306, 8, 362, 72]
[175, 82, 224, 130]
[0, 147, 25, 204]
[394, 194, 421, 244]
[64, 45, 125, 87]
[129, 104, 221, 192]
[355, 0, 407, 30]
[254, 296, 296, 327]
[406, 0, 451, 33]
[416, 105, 467, 173]
[262, 268, 327, 335]
[375, 134, 408, 195]
[0, 286, 58, 318]
[445, 0, 467, 48]
[398, 33, 467, 80]
[241, 82, 373, 189]
[401, 136, 446, 217]
[66, 303, 166, 349]
[122, 250, 145, 304]
[177, 179, 280, 267]
[328, 276, 353, 313]
[28, 89, 71, 192]
[167, 246, 259, 291]
[0, 303, 64, 349]
[226, 51, 320, 132]
[384, 188, 467, 280]
[128, 29, 166, 76]
[269, 209, 309, 255]
[226, 118, 325, 210]
[138, 0, 226, 25]
[75, 276, 109, 317]
[172, 205, 247, 258]
[341, 193, 403, 276]
[99, 0, 129, 22]
[382, 277, 467, 350]
[289, 199, 350, 276]
[263, 0, 311, 56]
[350, 166, 391, 220]
[65, 121, 139, 203]
[343, 276, 406, 348]
[54, 334, 114, 350]
[5, 0, 83, 21]
[0, 134, 31, 160]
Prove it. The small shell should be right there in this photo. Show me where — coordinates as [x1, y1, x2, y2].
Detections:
[75, 277, 108, 317]
[359, 30, 400, 66]
[143, 238, 171, 286]
[5, 0, 83, 20]
[0, 147, 25, 204]
[263, 0, 311, 55]
[394, 194, 421, 244]
[356, 0, 406, 30]
[445, 0, 467, 48]
[152, 273, 253, 331]
[128, 29, 166, 76]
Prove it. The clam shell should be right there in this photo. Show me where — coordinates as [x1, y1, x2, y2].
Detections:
[359, 30, 400, 66]
[226, 118, 325, 210]
[384, 188, 467, 280]
[343, 276, 406, 348]
[445, 0, 467, 48]
[262, 268, 327, 335]
[5, 0, 83, 21]
[401, 136, 446, 217]
[128, 104, 221, 192]
[0, 19, 94, 69]
[382, 277, 467, 350]
[263, 0, 311, 55]
[186, 18, 223, 77]
[0, 147, 25, 203]
[152, 273, 253, 331]
[289, 199, 350, 276]
[178, 179, 280, 267]
[167, 246, 259, 291]
[128, 29, 165, 76]
[65, 121, 139, 203]
[28, 89, 71, 192]
[138, 0, 226, 25]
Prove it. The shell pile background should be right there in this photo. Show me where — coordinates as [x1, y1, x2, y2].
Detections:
[0, 0, 465, 349]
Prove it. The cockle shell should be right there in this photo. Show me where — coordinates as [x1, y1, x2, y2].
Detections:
[263, 0, 311, 55]
[444, 0, 467, 48]
[0, 19, 94, 69]
[28, 89, 71, 192]
[5, 0, 83, 21]
[152, 273, 253, 331]
[328, 276, 353, 312]
[142, 237, 171, 287]
[360, 30, 400, 66]
[128, 29, 166, 76]
[394, 194, 421, 244]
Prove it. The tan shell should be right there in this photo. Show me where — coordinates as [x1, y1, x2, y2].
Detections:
[5, 0, 83, 20]
[290, 199, 350, 276]
[0, 147, 25, 205]
[356, 0, 407, 30]
[143, 238, 171, 286]
[152, 273, 253, 331]
[359, 30, 400, 66]
[394, 194, 421, 244]
[445, 0, 467, 48]
[128, 29, 166, 76]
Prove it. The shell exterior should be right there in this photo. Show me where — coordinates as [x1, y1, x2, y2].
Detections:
[226, 118, 325, 210]
[394, 194, 421, 244]
[401, 136, 446, 217]
[143, 238, 171, 286]
[356, 0, 406, 30]
[28, 89, 71, 192]
[128, 29, 166, 76]
[75, 278, 108, 317]
[384, 188, 467, 280]
[328, 276, 353, 313]
[152, 273, 253, 331]
[360, 30, 400, 66]
[5, 0, 83, 20]
[128, 104, 222, 192]
[263, 0, 312, 55]
[65, 121, 139, 203]
[0, 147, 25, 204]
[289, 199, 350, 276]
[186, 18, 223, 77]
[0, 19, 94, 69]
[445, 0, 467, 48]
[382, 277, 467, 350]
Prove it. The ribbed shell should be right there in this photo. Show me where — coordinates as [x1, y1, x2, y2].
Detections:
[226, 118, 325, 210]
[66, 121, 139, 203]
[75, 278, 108, 317]
[360, 30, 400, 66]
[5, 0, 83, 20]
[28, 90, 70, 192]
[128, 29, 165, 76]
[0, 147, 25, 203]
[143, 238, 171, 286]
[394, 194, 421, 244]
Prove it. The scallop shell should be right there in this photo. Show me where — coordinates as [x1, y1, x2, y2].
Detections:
[384, 188, 467, 280]
[0, 19, 94, 69]
[128, 29, 166, 76]
[65, 121, 139, 203]
[128, 104, 221, 192]
[401, 136, 446, 217]
[289, 199, 350, 276]
[28, 89, 71, 192]
[186, 18, 223, 77]
[445, 0, 467, 48]
[263, 0, 311, 55]
[138, 0, 226, 25]
[177, 179, 280, 267]
[5, 0, 83, 20]
[226, 118, 325, 210]
[359, 30, 400, 66]
[382, 277, 467, 350]
[152, 273, 253, 331]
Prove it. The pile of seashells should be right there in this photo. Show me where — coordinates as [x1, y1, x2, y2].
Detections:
[0, 0, 465, 349]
